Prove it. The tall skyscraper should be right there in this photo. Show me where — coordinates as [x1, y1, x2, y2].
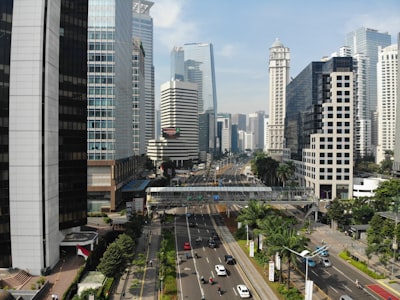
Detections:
[147, 81, 199, 167]
[376, 44, 398, 164]
[345, 27, 391, 151]
[217, 113, 232, 155]
[171, 43, 218, 159]
[232, 113, 247, 132]
[0, 0, 88, 274]
[87, 0, 136, 211]
[248, 111, 265, 151]
[267, 39, 290, 161]
[286, 57, 354, 200]
[393, 33, 400, 177]
[132, 0, 155, 146]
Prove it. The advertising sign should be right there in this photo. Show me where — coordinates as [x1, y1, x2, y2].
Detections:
[268, 261, 275, 281]
[162, 127, 181, 139]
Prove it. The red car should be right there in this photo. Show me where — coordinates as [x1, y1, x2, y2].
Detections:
[183, 242, 191, 250]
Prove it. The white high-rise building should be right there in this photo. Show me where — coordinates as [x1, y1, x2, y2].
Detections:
[376, 44, 398, 164]
[132, 0, 155, 146]
[248, 111, 265, 151]
[267, 39, 290, 160]
[393, 33, 400, 177]
[147, 81, 199, 167]
[217, 114, 232, 154]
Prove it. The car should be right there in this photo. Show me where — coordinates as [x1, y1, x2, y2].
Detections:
[237, 284, 250, 298]
[316, 246, 329, 257]
[339, 295, 354, 300]
[320, 257, 332, 267]
[301, 257, 316, 267]
[183, 242, 191, 250]
[224, 254, 236, 265]
[189, 222, 196, 227]
[215, 264, 227, 276]
[208, 239, 217, 248]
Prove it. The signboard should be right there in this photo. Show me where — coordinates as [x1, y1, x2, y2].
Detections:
[268, 261, 275, 282]
[162, 127, 181, 139]
[249, 241, 254, 257]
[275, 252, 281, 270]
[305, 280, 313, 300]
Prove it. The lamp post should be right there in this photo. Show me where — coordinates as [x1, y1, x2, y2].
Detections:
[283, 245, 328, 300]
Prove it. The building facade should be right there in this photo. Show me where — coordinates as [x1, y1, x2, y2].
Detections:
[231, 113, 246, 132]
[267, 39, 290, 161]
[393, 33, 400, 177]
[217, 113, 232, 155]
[170, 43, 218, 158]
[87, 0, 136, 212]
[147, 81, 199, 167]
[376, 44, 398, 164]
[248, 111, 265, 151]
[132, 0, 155, 146]
[289, 57, 354, 200]
[345, 27, 391, 153]
[0, 0, 88, 274]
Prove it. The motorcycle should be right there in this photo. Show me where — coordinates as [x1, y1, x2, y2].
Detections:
[201, 276, 205, 284]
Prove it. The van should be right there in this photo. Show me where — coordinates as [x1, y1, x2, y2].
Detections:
[339, 295, 353, 300]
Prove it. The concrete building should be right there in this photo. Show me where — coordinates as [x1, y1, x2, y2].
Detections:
[232, 113, 247, 132]
[87, 0, 138, 212]
[393, 33, 400, 177]
[248, 111, 265, 151]
[217, 113, 232, 155]
[266, 39, 290, 161]
[1, 0, 88, 274]
[147, 81, 199, 167]
[170, 43, 218, 158]
[288, 57, 354, 200]
[376, 44, 398, 164]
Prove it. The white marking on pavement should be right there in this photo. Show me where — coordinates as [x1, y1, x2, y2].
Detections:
[232, 286, 237, 296]
[343, 285, 352, 292]
[206, 257, 210, 263]
[218, 257, 222, 263]
[330, 285, 338, 293]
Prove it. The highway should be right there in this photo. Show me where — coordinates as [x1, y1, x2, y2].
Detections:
[174, 206, 253, 299]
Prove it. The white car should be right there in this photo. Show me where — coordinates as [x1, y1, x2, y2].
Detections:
[320, 257, 332, 267]
[215, 264, 227, 276]
[237, 284, 250, 298]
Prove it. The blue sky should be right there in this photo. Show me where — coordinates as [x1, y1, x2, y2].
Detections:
[151, 0, 400, 115]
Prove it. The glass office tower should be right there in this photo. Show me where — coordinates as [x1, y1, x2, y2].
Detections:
[345, 28, 391, 148]
[132, 0, 155, 147]
[1, 0, 88, 274]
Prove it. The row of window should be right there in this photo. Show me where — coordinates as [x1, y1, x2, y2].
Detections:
[88, 54, 114, 62]
[88, 87, 114, 95]
[88, 98, 114, 106]
[88, 42, 114, 51]
[320, 175, 350, 180]
[88, 32, 115, 40]
[88, 131, 114, 140]
[88, 153, 114, 160]
[88, 76, 114, 84]
[88, 142, 115, 150]
[88, 65, 114, 73]
[88, 109, 114, 117]
[88, 120, 114, 128]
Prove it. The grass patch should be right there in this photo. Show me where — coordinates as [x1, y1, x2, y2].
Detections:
[339, 251, 386, 279]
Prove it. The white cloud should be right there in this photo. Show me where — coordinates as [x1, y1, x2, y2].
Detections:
[344, 13, 400, 39]
[216, 44, 237, 58]
[152, 0, 199, 49]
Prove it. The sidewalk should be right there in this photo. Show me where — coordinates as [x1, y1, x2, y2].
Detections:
[111, 217, 161, 300]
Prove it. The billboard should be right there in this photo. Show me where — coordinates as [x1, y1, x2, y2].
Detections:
[162, 127, 181, 139]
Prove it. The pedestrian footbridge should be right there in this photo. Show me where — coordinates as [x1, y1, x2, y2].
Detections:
[146, 186, 316, 207]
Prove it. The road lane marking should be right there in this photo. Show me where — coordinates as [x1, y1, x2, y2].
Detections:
[206, 257, 210, 263]
[330, 285, 338, 293]
[343, 285, 352, 292]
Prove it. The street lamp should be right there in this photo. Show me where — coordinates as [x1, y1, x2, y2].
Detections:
[283, 245, 328, 300]
[160, 276, 164, 300]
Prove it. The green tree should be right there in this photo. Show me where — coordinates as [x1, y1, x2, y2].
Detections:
[236, 200, 272, 230]
[276, 162, 295, 187]
[251, 152, 279, 185]
[373, 179, 400, 211]
[97, 242, 125, 277]
[115, 233, 135, 262]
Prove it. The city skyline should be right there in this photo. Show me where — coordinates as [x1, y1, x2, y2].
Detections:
[152, 0, 400, 115]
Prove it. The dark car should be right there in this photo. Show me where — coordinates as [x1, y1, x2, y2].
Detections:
[224, 254, 236, 265]
[208, 239, 217, 248]
[189, 222, 196, 227]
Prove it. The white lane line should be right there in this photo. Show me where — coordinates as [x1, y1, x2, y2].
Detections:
[232, 286, 238, 296]
[206, 257, 209, 264]
[330, 285, 338, 293]
[343, 285, 352, 292]
[218, 257, 222, 263]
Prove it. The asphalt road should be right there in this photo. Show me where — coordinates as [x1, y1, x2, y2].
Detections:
[175, 207, 253, 299]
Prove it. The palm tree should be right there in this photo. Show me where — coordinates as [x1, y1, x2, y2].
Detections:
[258, 214, 307, 287]
[236, 199, 272, 230]
[276, 161, 296, 187]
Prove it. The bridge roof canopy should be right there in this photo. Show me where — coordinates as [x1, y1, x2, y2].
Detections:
[146, 186, 273, 193]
